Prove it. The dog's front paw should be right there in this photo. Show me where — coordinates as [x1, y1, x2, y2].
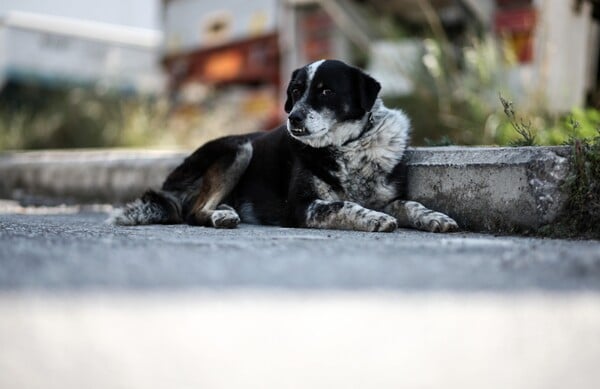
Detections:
[365, 213, 398, 232]
[419, 212, 459, 233]
[211, 209, 240, 229]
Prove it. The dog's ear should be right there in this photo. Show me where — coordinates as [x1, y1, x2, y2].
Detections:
[284, 69, 301, 113]
[357, 70, 381, 112]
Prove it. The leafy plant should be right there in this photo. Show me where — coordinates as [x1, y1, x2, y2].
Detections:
[495, 92, 600, 147]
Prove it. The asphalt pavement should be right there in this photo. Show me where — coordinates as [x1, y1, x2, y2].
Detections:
[1, 206, 600, 389]
[1, 208, 600, 291]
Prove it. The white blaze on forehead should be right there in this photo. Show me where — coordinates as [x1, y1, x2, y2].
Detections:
[306, 59, 326, 84]
[290, 59, 326, 112]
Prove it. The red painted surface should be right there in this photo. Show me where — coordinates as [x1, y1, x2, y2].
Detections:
[494, 7, 537, 63]
[163, 33, 280, 87]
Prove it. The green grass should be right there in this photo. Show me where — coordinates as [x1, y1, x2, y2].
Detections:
[496, 93, 600, 147]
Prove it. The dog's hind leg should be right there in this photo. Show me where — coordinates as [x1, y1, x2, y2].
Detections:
[109, 136, 253, 227]
[384, 200, 459, 233]
[185, 142, 252, 228]
[107, 189, 183, 226]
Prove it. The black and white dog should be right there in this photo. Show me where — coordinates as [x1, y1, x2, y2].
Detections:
[110, 59, 458, 233]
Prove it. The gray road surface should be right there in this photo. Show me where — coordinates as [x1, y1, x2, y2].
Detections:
[1, 208, 600, 389]
[1, 210, 600, 292]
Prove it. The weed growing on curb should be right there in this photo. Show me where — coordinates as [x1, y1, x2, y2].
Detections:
[499, 94, 537, 146]
[498, 97, 599, 239]
[556, 131, 600, 238]
[540, 121, 600, 239]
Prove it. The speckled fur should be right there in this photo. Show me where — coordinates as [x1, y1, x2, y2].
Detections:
[306, 200, 397, 232]
[331, 99, 409, 209]
[107, 190, 182, 226]
[302, 101, 451, 232]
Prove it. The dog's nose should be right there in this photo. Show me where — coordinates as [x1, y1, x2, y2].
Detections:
[288, 111, 306, 128]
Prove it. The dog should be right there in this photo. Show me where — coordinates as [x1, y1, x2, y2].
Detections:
[109, 59, 458, 233]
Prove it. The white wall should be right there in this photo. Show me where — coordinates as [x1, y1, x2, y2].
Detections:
[164, 0, 278, 54]
[535, 0, 597, 111]
[0, 1, 164, 93]
[3, 24, 163, 92]
[0, 0, 160, 30]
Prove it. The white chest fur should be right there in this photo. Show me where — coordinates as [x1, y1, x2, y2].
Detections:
[313, 105, 411, 209]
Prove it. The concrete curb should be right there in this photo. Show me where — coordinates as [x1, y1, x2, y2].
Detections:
[405, 146, 571, 232]
[0, 150, 186, 204]
[0, 146, 572, 232]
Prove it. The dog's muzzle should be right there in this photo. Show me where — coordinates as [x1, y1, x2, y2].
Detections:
[288, 111, 308, 136]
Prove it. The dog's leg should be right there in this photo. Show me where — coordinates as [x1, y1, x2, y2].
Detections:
[305, 200, 397, 232]
[189, 205, 241, 229]
[186, 142, 252, 228]
[384, 200, 458, 233]
[107, 189, 183, 226]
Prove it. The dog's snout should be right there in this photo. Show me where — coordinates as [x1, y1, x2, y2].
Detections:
[288, 111, 306, 128]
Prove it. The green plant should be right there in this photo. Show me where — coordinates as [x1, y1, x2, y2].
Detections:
[544, 129, 600, 239]
[499, 94, 536, 146]
[494, 94, 600, 238]
[494, 102, 600, 147]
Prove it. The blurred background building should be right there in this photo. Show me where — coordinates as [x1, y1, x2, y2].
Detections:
[0, 0, 599, 149]
[0, 0, 163, 93]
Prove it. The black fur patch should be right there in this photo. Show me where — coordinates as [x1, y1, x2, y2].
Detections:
[284, 69, 305, 113]
[308, 60, 381, 120]
[141, 189, 181, 223]
[308, 200, 345, 222]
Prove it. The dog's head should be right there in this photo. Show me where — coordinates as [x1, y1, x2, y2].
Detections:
[284, 59, 381, 148]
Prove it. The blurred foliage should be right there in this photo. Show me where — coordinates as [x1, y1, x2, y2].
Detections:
[0, 83, 166, 149]
[495, 105, 600, 146]
[375, 17, 600, 147]
[3, 21, 600, 150]
[0, 82, 262, 150]
[383, 33, 509, 146]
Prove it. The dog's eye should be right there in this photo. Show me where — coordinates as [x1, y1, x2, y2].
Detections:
[291, 88, 301, 97]
[321, 89, 333, 96]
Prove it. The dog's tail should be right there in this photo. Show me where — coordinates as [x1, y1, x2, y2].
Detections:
[107, 189, 183, 226]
